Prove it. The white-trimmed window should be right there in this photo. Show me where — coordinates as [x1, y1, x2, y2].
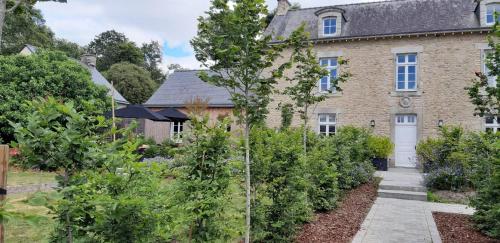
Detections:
[170, 121, 184, 141]
[396, 53, 418, 91]
[318, 113, 336, 136]
[319, 57, 338, 92]
[396, 114, 417, 125]
[486, 4, 500, 25]
[485, 116, 500, 133]
[323, 17, 337, 36]
[483, 50, 497, 87]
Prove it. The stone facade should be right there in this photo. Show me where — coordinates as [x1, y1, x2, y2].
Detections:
[266, 33, 490, 166]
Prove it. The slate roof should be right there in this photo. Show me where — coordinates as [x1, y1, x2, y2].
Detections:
[144, 70, 233, 108]
[266, 0, 484, 41]
[87, 66, 129, 105]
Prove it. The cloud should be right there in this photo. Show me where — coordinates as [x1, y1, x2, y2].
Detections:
[37, 0, 383, 70]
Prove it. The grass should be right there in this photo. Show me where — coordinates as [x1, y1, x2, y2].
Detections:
[4, 192, 56, 243]
[7, 167, 56, 187]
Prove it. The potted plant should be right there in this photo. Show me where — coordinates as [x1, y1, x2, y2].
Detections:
[367, 135, 394, 171]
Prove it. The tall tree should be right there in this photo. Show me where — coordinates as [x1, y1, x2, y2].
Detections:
[104, 62, 157, 104]
[141, 41, 166, 85]
[191, 0, 287, 241]
[284, 24, 349, 153]
[0, 0, 66, 50]
[87, 30, 143, 71]
[466, 21, 499, 117]
[52, 38, 85, 59]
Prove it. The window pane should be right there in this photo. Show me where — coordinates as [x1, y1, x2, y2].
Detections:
[408, 81, 416, 90]
[320, 77, 328, 91]
[408, 54, 417, 63]
[329, 114, 336, 122]
[487, 14, 494, 24]
[397, 55, 405, 63]
[486, 116, 495, 124]
[331, 69, 337, 79]
[398, 66, 405, 74]
[320, 59, 328, 66]
[398, 82, 405, 90]
[324, 19, 330, 26]
[408, 73, 416, 82]
[328, 126, 336, 134]
[407, 115, 416, 123]
[330, 58, 338, 67]
[486, 127, 493, 133]
[408, 66, 416, 74]
[497, 117, 500, 123]
[320, 125, 326, 133]
[319, 115, 327, 122]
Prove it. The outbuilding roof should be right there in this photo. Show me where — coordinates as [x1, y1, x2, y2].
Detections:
[144, 70, 233, 108]
[265, 0, 483, 41]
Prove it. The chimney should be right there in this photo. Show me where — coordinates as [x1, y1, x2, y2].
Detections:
[80, 54, 97, 68]
[276, 0, 291, 16]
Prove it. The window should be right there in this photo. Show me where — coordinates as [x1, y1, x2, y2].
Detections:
[485, 116, 500, 133]
[396, 53, 418, 91]
[318, 114, 336, 136]
[483, 50, 497, 87]
[486, 4, 500, 25]
[319, 57, 338, 92]
[170, 121, 184, 141]
[323, 17, 337, 35]
[396, 115, 417, 125]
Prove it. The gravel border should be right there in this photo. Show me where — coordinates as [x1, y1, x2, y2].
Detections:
[433, 212, 499, 243]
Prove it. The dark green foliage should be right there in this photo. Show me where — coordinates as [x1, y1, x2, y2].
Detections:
[170, 116, 244, 242]
[0, 50, 110, 143]
[250, 128, 312, 242]
[52, 38, 85, 59]
[87, 30, 144, 72]
[1, 1, 54, 55]
[141, 41, 166, 85]
[104, 62, 157, 104]
[279, 103, 294, 130]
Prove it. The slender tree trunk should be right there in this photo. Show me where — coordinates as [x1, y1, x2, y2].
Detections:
[244, 120, 251, 243]
[303, 105, 308, 154]
[0, 0, 6, 50]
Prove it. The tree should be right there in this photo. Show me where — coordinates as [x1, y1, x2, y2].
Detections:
[87, 30, 143, 71]
[104, 62, 157, 104]
[284, 24, 349, 153]
[0, 0, 66, 50]
[466, 21, 499, 117]
[0, 50, 110, 143]
[52, 38, 85, 59]
[142, 41, 166, 85]
[191, 0, 288, 241]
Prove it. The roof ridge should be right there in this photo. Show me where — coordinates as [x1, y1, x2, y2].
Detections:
[287, 0, 439, 12]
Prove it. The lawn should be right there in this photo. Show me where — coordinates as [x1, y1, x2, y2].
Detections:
[7, 167, 56, 187]
[4, 192, 56, 243]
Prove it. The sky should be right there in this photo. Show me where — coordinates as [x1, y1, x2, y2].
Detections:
[36, 0, 382, 71]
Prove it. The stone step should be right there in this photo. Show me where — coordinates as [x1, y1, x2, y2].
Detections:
[378, 189, 427, 201]
[379, 184, 427, 192]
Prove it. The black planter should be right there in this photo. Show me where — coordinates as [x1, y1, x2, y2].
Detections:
[372, 158, 388, 171]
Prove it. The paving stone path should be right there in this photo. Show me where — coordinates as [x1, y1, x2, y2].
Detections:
[7, 183, 57, 194]
[352, 168, 474, 243]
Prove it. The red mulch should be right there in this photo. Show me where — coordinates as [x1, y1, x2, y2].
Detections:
[295, 180, 379, 243]
[433, 212, 500, 243]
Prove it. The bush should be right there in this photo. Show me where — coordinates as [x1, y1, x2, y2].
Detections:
[367, 135, 394, 158]
[423, 166, 468, 191]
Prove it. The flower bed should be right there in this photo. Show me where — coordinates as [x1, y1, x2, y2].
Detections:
[295, 179, 380, 243]
[433, 212, 499, 243]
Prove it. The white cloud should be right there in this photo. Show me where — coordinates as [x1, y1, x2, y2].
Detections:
[37, 0, 382, 70]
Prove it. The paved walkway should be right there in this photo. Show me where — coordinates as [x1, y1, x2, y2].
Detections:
[352, 168, 474, 243]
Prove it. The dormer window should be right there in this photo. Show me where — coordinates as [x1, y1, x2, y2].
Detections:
[486, 4, 500, 25]
[323, 17, 337, 36]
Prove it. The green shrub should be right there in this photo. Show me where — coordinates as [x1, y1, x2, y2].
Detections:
[423, 166, 468, 191]
[367, 135, 394, 158]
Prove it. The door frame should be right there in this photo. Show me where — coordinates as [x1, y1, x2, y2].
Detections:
[390, 112, 422, 168]
[394, 114, 418, 168]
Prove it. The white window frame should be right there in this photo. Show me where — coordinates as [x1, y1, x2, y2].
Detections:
[483, 49, 497, 87]
[319, 57, 338, 93]
[486, 4, 500, 25]
[395, 53, 418, 91]
[170, 121, 184, 142]
[396, 114, 417, 125]
[485, 116, 500, 133]
[323, 17, 337, 36]
[318, 113, 336, 136]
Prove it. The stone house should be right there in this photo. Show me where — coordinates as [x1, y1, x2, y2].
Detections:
[144, 70, 234, 143]
[265, 0, 498, 168]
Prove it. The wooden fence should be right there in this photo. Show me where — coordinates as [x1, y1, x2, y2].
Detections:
[0, 145, 9, 243]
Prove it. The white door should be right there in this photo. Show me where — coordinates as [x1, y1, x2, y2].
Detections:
[395, 115, 417, 167]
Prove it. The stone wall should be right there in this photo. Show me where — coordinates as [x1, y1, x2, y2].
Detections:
[267, 33, 489, 147]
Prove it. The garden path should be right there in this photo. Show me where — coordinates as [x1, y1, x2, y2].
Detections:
[352, 168, 474, 243]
